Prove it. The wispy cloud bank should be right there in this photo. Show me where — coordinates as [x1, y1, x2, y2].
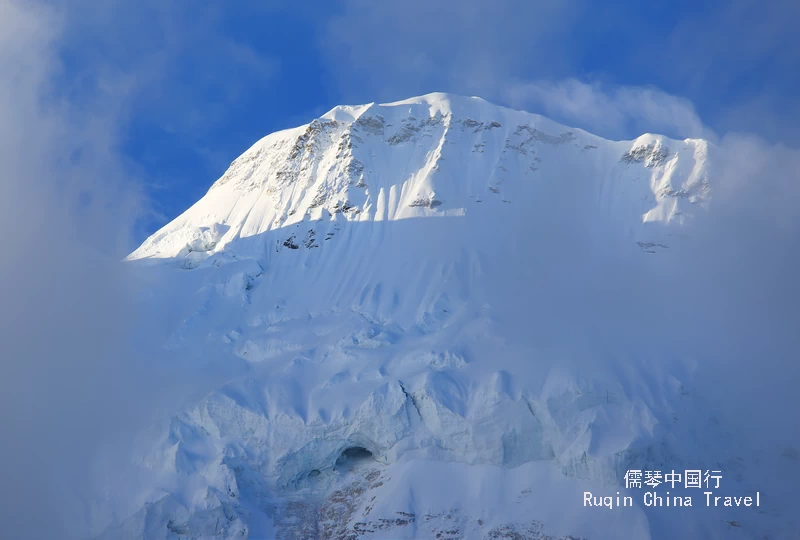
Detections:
[505, 79, 711, 141]
[0, 1, 154, 537]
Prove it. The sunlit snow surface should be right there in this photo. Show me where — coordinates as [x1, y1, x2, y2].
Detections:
[100, 94, 796, 539]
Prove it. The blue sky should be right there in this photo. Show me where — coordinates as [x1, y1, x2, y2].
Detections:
[8, 0, 800, 245]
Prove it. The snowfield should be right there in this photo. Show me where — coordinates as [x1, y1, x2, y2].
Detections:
[98, 93, 797, 539]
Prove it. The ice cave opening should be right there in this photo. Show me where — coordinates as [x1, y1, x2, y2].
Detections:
[334, 446, 375, 471]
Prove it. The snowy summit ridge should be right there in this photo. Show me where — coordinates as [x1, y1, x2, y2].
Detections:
[129, 92, 710, 266]
[99, 94, 788, 540]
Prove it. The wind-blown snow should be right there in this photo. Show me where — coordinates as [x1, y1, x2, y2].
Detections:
[101, 93, 796, 539]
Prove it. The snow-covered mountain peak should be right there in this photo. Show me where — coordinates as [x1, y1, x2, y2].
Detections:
[128, 93, 710, 266]
[322, 92, 494, 122]
[101, 96, 799, 540]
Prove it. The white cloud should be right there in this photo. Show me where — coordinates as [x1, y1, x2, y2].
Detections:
[0, 0, 273, 529]
[661, 133, 800, 445]
[506, 79, 712, 141]
[0, 2, 156, 537]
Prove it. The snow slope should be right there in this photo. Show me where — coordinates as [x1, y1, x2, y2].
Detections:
[101, 93, 796, 539]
